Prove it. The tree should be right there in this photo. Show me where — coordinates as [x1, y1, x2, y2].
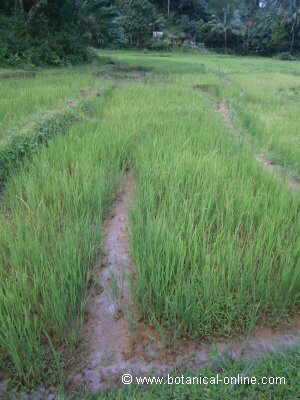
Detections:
[281, 0, 300, 52]
[0, 0, 119, 66]
[208, 0, 242, 52]
[121, 0, 159, 46]
[78, 0, 120, 46]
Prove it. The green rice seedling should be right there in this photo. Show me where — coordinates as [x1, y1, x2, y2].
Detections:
[0, 59, 117, 142]
[1, 51, 300, 391]
[58, 346, 300, 399]
[0, 89, 134, 384]
[0, 99, 94, 186]
[129, 81, 300, 339]
[103, 50, 300, 175]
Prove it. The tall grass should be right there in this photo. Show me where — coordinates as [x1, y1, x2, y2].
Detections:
[0, 64, 106, 142]
[0, 92, 132, 383]
[60, 346, 300, 399]
[131, 83, 300, 338]
[231, 73, 300, 175]
[103, 50, 300, 175]
[1, 51, 300, 387]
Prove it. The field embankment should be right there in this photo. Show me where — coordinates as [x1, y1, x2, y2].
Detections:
[0, 77, 133, 386]
[0, 52, 299, 398]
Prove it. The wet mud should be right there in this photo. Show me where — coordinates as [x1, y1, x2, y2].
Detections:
[68, 173, 300, 394]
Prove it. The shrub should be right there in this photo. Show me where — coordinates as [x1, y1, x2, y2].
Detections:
[0, 15, 93, 67]
[275, 52, 297, 61]
[147, 38, 171, 51]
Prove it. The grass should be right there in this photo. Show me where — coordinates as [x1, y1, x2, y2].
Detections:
[62, 346, 300, 399]
[0, 58, 114, 142]
[0, 50, 299, 397]
[100, 50, 300, 176]
[130, 81, 300, 338]
[231, 72, 300, 176]
[0, 99, 93, 186]
[0, 86, 133, 385]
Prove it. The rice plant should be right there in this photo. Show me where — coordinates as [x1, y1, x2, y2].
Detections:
[0, 51, 299, 389]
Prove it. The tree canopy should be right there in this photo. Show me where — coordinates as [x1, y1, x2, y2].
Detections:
[1, 0, 300, 66]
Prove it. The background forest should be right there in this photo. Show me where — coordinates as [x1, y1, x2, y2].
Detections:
[1, 1, 300, 66]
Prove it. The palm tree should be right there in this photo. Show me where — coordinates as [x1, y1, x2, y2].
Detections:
[209, 1, 241, 52]
[78, 0, 119, 45]
[286, 0, 300, 52]
[26, 0, 47, 23]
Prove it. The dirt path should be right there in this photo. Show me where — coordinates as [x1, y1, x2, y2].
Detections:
[193, 83, 300, 190]
[1, 172, 300, 399]
[69, 173, 136, 391]
[69, 173, 170, 391]
[68, 173, 300, 394]
[216, 100, 300, 190]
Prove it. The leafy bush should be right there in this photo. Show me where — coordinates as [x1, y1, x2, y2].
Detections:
[0, 3, 102, 68]
[0, 13, 94, 67]
[121, 0, 164, 47]
[147, 38, 171, 51]
[275, 52, 297, 61]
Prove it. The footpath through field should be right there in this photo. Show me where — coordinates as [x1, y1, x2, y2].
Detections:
[0, 54, 299, 397]
[68, 72, 300, 392]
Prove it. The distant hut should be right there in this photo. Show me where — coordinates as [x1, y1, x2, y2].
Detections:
[153, 31, 164, 39]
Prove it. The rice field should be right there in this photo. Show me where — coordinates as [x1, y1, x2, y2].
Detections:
[0, 51, 299, 397]
[0, 69, 96, 143]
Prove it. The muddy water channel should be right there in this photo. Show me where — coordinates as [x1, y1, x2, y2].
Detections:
[67, 173, 300, 393]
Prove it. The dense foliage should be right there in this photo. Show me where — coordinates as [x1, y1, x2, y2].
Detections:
[0, 0, 119, 66]
[1, 1, 300, 65]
